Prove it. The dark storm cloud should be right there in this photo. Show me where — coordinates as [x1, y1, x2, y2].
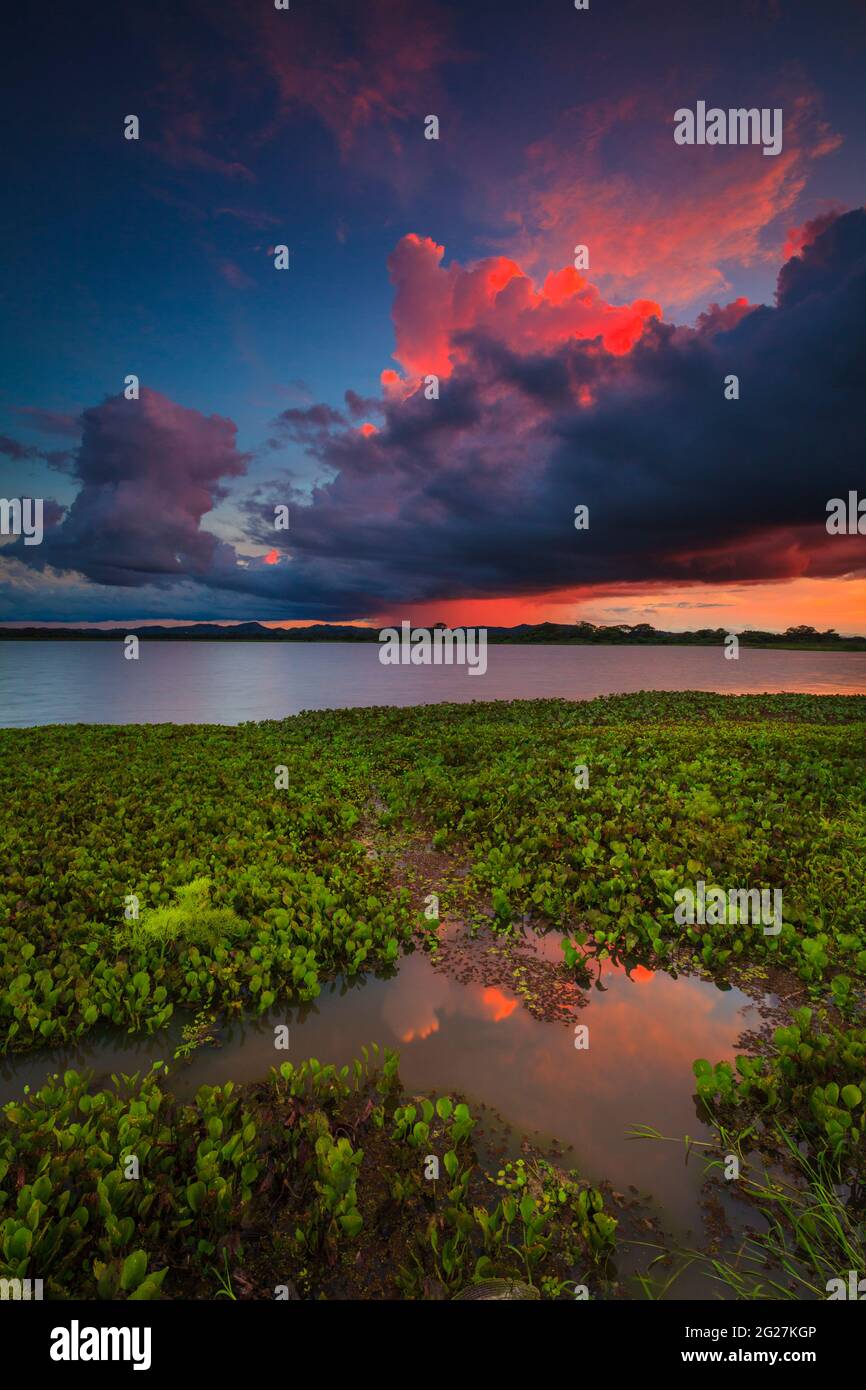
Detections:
[235, 209, 866, 614]
[8, 211, 866, 619]
[7, 389, 249, 587]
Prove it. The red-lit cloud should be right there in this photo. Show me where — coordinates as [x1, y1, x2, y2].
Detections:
[486, 89, 842, 312]
[387, 234, 661, 380]
[782, 205, 847, 261]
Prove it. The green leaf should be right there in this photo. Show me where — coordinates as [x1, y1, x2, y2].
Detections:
[186, 1181, 206, 1212]
[339, 1210, 363, 1238]
[120, 1249, 148, 1292]
[128, 1268, 168, 1300]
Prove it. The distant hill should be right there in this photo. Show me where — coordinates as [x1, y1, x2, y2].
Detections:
[1, 620, 864, 650]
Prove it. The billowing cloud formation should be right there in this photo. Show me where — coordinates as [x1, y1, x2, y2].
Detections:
[8, 211, 866, 618]
[386, 235, 661, 378]
[9, 389, 249, 587]
[782, 206, 846, 261]
[238, 209, 866, 615]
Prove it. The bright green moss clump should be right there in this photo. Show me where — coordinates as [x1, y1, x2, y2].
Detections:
[114, 878, 249, 951]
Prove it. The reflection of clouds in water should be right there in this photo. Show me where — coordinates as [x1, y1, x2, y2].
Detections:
[507, 967, 750, 1212]
[380, 955, 453, 1044]
[375, 947, 742, 1225]
[480, 986, 519, 1022]
[629, 965, 654, 984]
[527, 969, 742, 1101]
[382, 956, 522, 1043]
[0, 937, 755, 1236]
[400, 1018, 440, 1044]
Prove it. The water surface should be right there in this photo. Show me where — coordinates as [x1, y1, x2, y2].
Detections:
[0, 935, 764, 1295]
[2, 640, 864, 726]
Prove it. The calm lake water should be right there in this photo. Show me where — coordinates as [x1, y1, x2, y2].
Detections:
[0, 930, 764, 1297]
[1, 640, 864, 726]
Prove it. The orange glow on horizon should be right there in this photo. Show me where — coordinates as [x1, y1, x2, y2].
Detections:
[382, 576, 866, 637]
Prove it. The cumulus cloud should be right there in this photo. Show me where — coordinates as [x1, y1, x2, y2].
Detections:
[386, 235, 661, 379]
[9, 389, 249, 587]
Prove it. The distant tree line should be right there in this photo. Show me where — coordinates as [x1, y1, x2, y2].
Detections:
[1, 620, 863, 650]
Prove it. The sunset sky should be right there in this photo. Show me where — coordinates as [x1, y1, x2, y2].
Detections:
[1, 0, 864, 630]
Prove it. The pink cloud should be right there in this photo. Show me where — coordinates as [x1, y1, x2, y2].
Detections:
[782, 204, 847, 260]
[386, 233, 661, 379]
[483, 88, 841, 311]
[19, 388, 249, 588]
[695, 297, 757, 335]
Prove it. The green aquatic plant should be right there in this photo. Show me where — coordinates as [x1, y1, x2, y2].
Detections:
[1, 1044, 622, 1300]
[483, 1158, 616, 1281]
[211, 1248, 238, 1300]
[116, 878, 248, 952]
[313, 1131, 364, 1240]
[635, 1121, 866, 1301]
[1, 693, 863, 1053]
[0, 693, 864, 1301]
[173, 1009, 219, 1060]
[0, 1065, 258, 1298]
[691, 1005, 866, 1178]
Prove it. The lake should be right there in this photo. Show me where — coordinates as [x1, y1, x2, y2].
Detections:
[1, 640, 865, 726]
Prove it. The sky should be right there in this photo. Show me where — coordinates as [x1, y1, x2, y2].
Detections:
[1, 0, 864, 632]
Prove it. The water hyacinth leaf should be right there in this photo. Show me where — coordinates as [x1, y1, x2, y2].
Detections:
[186, 1181, 206, 1212]
[120, 1249, 148, 1291]
[339, 1210, 363, 1238]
